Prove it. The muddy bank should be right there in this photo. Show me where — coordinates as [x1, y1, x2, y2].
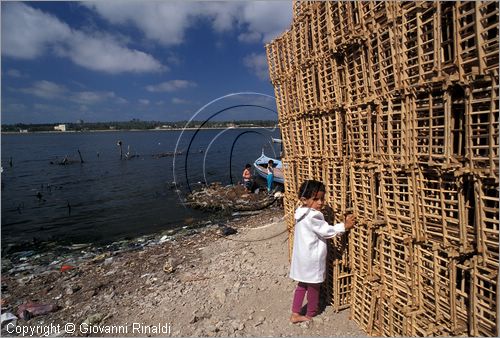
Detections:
[1, 207, 362, 337]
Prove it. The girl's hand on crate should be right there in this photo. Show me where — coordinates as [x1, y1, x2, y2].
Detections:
[344, 214, 355, 230]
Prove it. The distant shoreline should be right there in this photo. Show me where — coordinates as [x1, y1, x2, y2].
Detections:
[1, 126, 279, 134]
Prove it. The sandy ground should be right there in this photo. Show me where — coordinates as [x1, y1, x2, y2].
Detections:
[1, 208, 364, 337]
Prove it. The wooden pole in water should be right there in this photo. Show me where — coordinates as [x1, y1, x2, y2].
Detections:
[77, 149, 84, 163]
[117, 140, 123, 160]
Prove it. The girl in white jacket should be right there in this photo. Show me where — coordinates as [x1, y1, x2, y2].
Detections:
[289, 180, 355, 323]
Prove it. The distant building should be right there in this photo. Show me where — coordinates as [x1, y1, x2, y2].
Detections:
[77, 119, 84, 124]
[54, 124, 66, 132]
[19, 129, 28, 133]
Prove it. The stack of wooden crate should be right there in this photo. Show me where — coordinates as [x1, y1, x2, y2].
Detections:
[267, 1, 498, 335]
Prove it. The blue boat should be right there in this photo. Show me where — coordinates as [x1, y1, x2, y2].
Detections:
[253, 151, 284, 184]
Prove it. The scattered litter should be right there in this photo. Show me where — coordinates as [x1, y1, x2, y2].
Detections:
[83, 313, 104, 326]
[163, 260, 175, 273]
[1, 312, 17, 326]
[17, 302, 58, 320]
[60, 265, 74, 272]
[220, 226, 237, 236]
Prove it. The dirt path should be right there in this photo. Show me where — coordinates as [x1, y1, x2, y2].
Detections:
[1, 209, 363, 337]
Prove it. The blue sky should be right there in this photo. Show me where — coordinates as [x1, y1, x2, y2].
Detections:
[1, 1, 292, 124]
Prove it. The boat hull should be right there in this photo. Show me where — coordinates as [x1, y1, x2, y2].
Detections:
[253, 153, 284, 184]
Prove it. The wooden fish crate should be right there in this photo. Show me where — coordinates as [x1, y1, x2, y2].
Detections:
[281, 29, 297, 77]
[407, 86, 467, 168]
[376, 230, 418, 310]
[367, 25, 402, 97]
[436, 1, 460, 78]
[400, 2, 439, 89]
[310, 2, 330, 60]
[317, 56, 345, 110]
[273, 81, 290, 120]
[350, 273, 382, 335]
[474, 176, 499, 268]
[376, 96, 412, 166]
[349, 164, 383, 223]
[346, 104, 377, 162]
[466, 75, 499, 176]
[281, 157, 298, 196]
[266, 30, 296, 85]
[326, 1, 353, 50]
[349, 223, 379, 277]
[298, 63, 320, 114]
[345, 45, 373, 106]
[321, 110, 347, 158]
[477, 1, 499, 76]
[414, 167, 476, 253]
[304, 114, 324, 157]
[279, 123, 294, 159]
[292, 17, 313, 68]
[287, 75, 302, 118]
[265, 40, 281, 85]
[413, 244, 470, 335]
[375, 292, 408, 336]
[323, 160, 350, 224]
[294, 156, 324, 184]
[379, 168, 422, 240]
[324, 234, 352, 312]
[289, 118, 308, 157]
[457, 1, 499, 79]
[292, 0, 313, 23]
[284, 191, 297, 260]
[470, 256, 498, 337]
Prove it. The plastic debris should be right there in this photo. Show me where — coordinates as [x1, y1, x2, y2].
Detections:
[220, 226, 237, 236]
[1, 312, 17, 326]
[83, 313, 104, 326]
[60, 265, 74, 272]
[17, 302, 58, 320]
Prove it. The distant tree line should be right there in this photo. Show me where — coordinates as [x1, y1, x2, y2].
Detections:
[1, 120, 278, 132]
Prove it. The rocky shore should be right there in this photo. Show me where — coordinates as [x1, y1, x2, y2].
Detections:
[1, 208, 363, 337]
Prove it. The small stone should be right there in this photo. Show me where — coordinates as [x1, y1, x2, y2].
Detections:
[254, 316, 265, 327]
[299, 321, 311, 329]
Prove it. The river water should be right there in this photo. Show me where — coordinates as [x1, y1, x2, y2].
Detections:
[1, 128, 281, 250]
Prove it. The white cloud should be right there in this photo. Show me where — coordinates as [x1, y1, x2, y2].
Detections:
[139, 99, 150, 105]
[146, 80, 197, 93]
[83, 1, 198, 46]
[243, 53, 269, 81]
[19, 80, 127, 105]
[238, 31, 262, 44]
[1, 3, 71, 59]
[238, 2, 292, 43]
[70, 90, 125, 105]
[4, 103, 27, 112]
[58, 31, 166, 74]
[84, 1, 292, 45]
[20, 80, 68, 99]
[172, 97, 189, 104]
[6, 69, 26, 78]
[1, 3, 165, 73]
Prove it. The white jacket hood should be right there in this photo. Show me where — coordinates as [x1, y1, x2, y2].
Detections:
[294, 206, 316, 220]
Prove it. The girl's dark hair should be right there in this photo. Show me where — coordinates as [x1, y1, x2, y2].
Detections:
[298, 180, 325, 199]
[245, 163, 251, 169]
